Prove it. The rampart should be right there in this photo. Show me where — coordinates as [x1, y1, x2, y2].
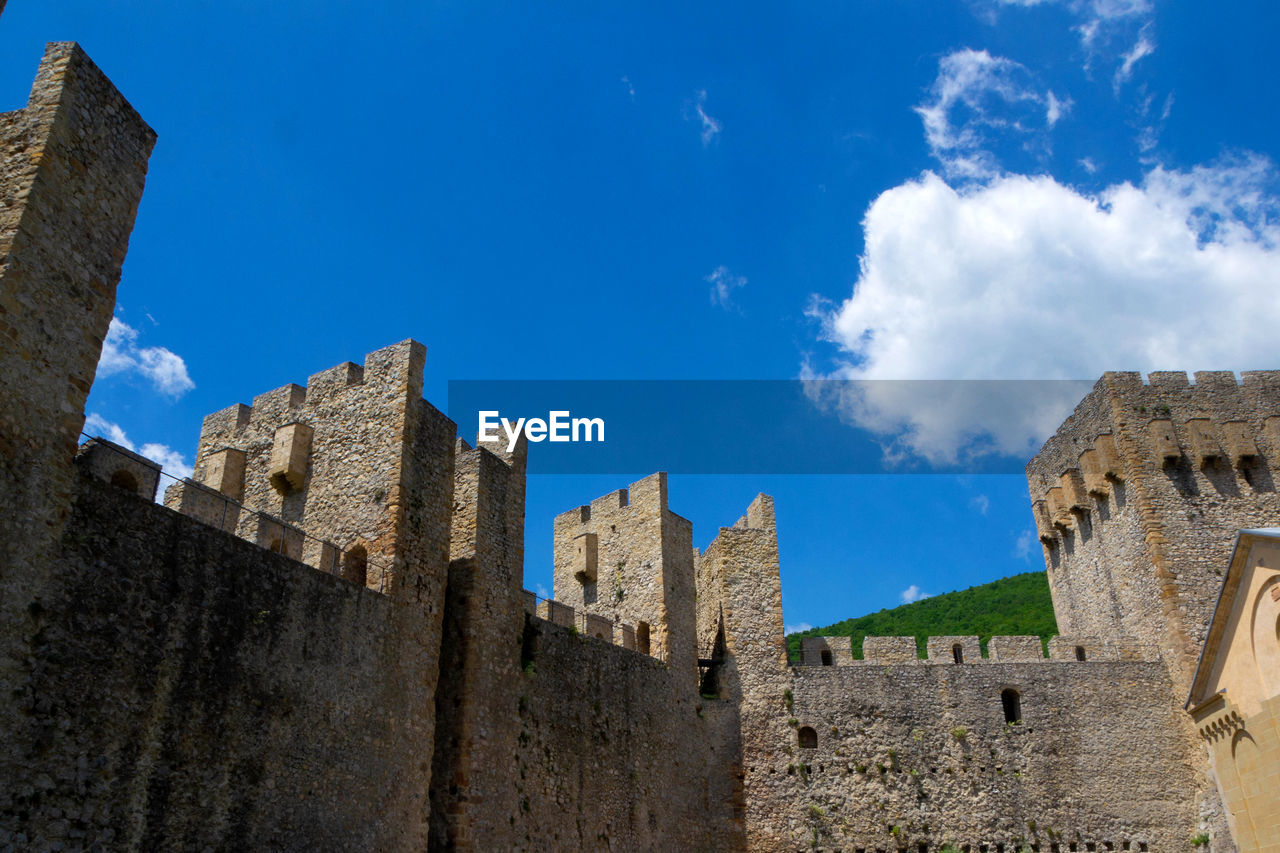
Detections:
[2, 472, 437, 850]
[0, 42, 155, 794]
[508, 611, 740, 850]
[769, 657, 1199, 851]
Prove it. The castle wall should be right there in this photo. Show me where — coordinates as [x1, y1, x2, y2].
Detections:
[509, 613, 741, 852]
[429, 439, 527, 850]
[0, 44, 155, 777]
[759, 656, 1199, 851]
[0, 474, 439, 851]
[1028, 372, 1280, 849]
[695, 494, 792, 850]
[1027, 371, 1280, 692]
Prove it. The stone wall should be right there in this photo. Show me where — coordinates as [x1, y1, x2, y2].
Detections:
[509, 612, 742, 851]
[767, 656, 1199, 851]
[695, 494, 792, 850]
[0, 42, 156, 841]
[429, 438, 527, 850]
[0, 474, 438, 851]
[1027, 371, 1280, 692]
[1027, 371, 1280, 849]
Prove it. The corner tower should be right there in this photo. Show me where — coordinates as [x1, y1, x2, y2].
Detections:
[1027, 370, 1280, 693]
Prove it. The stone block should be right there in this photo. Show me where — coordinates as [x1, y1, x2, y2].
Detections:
[572, 532, 598, 583]
[201, 447, 246, 500]
[801, 636, 852, 666]
[1032, 500, 1056, 542]
[1078, 448, 1109, 497]
[240, 513, 305, 561]
[927, 636, 980, 664]
[1148, 419, 1181, 462]
[584, 612, 612, 642]
[1059, 468, 1090, 510]
[1045, 487, 1072, 528]
[164, 479, 239, 533]
[539, 599, 575, 628]
[862, 636, 918, 663]
[988, 636, 1044, 661]
[1186, 418, 1222, 466]
[1221, 421, 1259, 463]
[268, 422, 313, 494]
[1093, 433, 1123, 480]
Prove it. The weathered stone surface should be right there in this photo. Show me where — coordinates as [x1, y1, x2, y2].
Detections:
[0, 24, 1271, 852]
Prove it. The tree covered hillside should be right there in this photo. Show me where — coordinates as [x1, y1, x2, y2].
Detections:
[786, 571, 1058, 661]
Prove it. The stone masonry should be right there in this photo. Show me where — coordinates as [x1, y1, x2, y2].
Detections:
[0, 10, 1274, 850]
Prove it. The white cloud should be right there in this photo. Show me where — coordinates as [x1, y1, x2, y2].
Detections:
[971, 494, 991, 515]
[621, 76, 635, 100]
[785, 621, 813, 635]
[97, 316, 195, 397]
[1013, 529, 1037, 562]
[83, 413, 194, 481]
[535, 583, 551, 601]
[900, 585, 931, 604]
[1113, 28, 1155, 90]
[1079, 156, 1099, 173]
[808, 154, 1280, 463]
[915, 49, 1065, 180]
[687, 90, 721, 146]
[707, 265, 747, 310]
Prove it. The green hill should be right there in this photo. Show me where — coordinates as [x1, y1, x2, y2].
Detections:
[786, 571, 1058, 662]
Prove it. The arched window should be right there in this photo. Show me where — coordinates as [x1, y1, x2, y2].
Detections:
[342, 545, 368, 587]
[110, 469, 139, 492]
[1075, 645, 1087, 662]
[1001, 688, 1022, 724]
[952, 643, 964, 664]
[636, 621, 651, 656]
[798, 726, 817, 749]
[821, 650, 833, 666]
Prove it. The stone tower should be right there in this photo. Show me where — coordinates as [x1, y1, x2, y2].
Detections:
[0, 39, 155, 784]
[552, 472, 697, 688]
[1026, 371, 1280, 694]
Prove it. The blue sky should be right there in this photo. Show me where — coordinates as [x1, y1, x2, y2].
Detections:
[5, 1, 1278, 631]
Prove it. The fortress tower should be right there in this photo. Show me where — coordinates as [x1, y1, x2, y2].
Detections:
[1026, 371, 1280, 693]
[163, 341, 456, 592]
[552, 472, 697, 688]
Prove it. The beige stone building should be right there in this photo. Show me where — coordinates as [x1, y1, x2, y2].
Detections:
[1188, 530, 1280, 851]
[0, 6, 1277, 851]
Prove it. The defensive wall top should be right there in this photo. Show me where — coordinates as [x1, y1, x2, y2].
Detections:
[1026, 369, 1280, 542]
[799, 634, 1158, 665]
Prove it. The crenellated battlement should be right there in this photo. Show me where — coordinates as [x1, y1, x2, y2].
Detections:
[797, 634, 1159, 665]
[165, 340, 438, 591]
[1027, 367, 1280, 701]
[524, 590, 656, 657]
[551, 472, 696, 675]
